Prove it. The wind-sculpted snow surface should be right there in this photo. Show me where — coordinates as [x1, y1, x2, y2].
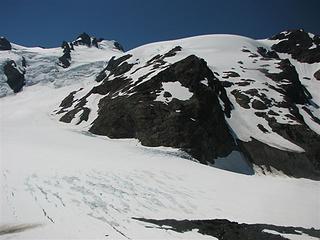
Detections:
[57, 31, 320, 179]
[1, 84, 319, 239]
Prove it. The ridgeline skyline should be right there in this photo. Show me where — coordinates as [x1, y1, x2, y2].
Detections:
[1, 0, 319, 50]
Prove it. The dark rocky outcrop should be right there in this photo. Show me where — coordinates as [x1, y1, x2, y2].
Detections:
[302, 106, 320, 124]
[73, 32, 92, 47]
[257, 124, 269, 133]
[114, 41, 124, 51]
[244, 103, 320, 179]
[91, 37, 99, 48]
[107, 55, 135, 77]
[59, 90, 77, 109]
[0, 37, 11, 50]
[134, 218, 320, 240]
[72, 33, 106, 49]
[3, 60, 25, 93]
[271, 29, 320, 63]
[221, 81, 233, 88]
[238, 137, 320, 180]
[269, 122, 320, 175]
[257, 48, 274, 59]
[260, 58, 314, 128]
[57, 34, 124, 68]
[227, 56, 320, 179]
[95, 54, 133, 82]
[57, 33, 320, 179]
[58, 41, 72, 68]
[252, 99, 267, 110]
[314, 69, 320, 80]
[106, 54, 133, 73]
[265, 59, 310, 105]
[235, 81, 250, 86]
[230, 90, 250, 109]
[257, 47, 279, 59]
[90, 55, 235, 162]
[62, 55, 236, 163]
[61, 41, 71, 52]
[58, 52, 71, 68]
[222, 71, 240, 78]
[95, 71, 107, 83]
[21, 57, 27, 68]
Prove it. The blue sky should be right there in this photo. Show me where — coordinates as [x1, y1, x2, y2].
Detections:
[1, 0, 319, 50]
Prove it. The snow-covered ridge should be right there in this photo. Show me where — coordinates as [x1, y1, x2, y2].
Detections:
[56, 31, 320, 179]
[0, 34, 123, 97]
[128, 33, 319, 147]
[1, 83, 319, 239]
[1, 30, 320, 240]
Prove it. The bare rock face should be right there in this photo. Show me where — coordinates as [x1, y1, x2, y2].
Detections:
[264, 59, 311, 105]
[270, 29, 320, 63]
[60, 54, 236, 163]
[314, 69, 320, 80]
[57, 33, 123, 69]
[134, 218, 320, 240]
[113, 41, 124, 51]
[257, 47, 279, 59]
[0, 37, 11, 50]
[56, 31, 320, 179]
[90, 55, 235, 163]
[230, 89, 250, 109]
[58, 41, 72, 68]
[247, 58, 320, 179]
[3, 60, 25, 93]
[73, 32, 92, 47]
[91, 37, 99, 48]
[238, 136, 320, 180]
[73, 32, 104, 48]
[251, 99, 267, 110]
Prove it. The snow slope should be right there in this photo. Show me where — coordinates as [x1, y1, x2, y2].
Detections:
[127, 34, 318, 151]
[0, 39, 123, 97]
[1, 83, 319, 239]
[1, 32, 320, 239]
[60, 34, 319, 159]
